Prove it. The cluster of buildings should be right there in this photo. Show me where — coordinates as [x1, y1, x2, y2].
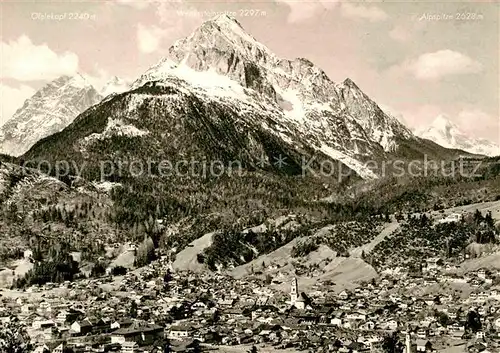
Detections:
[1, 255, 500, 352]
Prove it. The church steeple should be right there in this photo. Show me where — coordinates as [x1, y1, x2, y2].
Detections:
[290, 277, 298, 304]
[405, 326, 412, 353]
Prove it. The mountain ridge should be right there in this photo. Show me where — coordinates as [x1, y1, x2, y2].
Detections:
[23, 14, 468, 182]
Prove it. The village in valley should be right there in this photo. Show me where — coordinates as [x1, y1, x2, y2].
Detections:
[2, 207, 500, 353]
[1, 1, 500, 352]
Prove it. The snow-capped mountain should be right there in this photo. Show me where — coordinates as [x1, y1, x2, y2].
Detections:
[99, 76, 131, 97]
[416, 115, 500, 157]
[129, 15, 423, 178]
[25, 15, 464, 181]
[0, 74, 103, 157]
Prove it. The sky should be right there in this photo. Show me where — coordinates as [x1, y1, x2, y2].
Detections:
[0, 0, 499, 143]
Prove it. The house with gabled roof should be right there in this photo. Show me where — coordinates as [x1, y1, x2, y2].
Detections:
[339, 290, 349, 300]
[111, 318, 134, 330]
[415, 339, 433, 352]
[70, 318, 93, 336]
[32, 344, 49, 353]
[168, 324, 193, 340]
[111, 321, 164, 345]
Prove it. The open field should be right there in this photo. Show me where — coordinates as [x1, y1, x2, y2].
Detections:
[172, 231, 215, 272]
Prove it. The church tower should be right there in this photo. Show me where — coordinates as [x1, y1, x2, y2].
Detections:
[405, 327, 412, 353]
[290, 277, 298, 304]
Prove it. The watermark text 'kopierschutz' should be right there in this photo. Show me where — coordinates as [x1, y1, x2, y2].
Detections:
[19, 154, 485, 183]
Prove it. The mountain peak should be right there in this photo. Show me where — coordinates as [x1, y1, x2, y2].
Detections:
[100, 76, 131, 96]
[35, 74, 92, 98]
[133, 13, 415, 160]
[53, 75, 72, 83]
[342, 78, 359, 89]
[107, 75, 122, 84]
[69, 72, 93, 88]
[0, 73, 102, 157]
[210, 13, 243, 28]
[170, 12, 270, 60]
[430, 114, 457, 131]
[417, 114, 499, 157]
[50, 73, 92, 89]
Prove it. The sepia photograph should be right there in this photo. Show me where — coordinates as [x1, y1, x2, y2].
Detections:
[0, 0, 499, 352]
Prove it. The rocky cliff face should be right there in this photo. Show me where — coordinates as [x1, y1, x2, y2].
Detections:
[0, 74, 103, 157]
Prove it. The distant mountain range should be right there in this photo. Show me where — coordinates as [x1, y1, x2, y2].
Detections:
[416, 115, 499, 157]
[0, 74, 130, 157]
[1, 15, 493, 175]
